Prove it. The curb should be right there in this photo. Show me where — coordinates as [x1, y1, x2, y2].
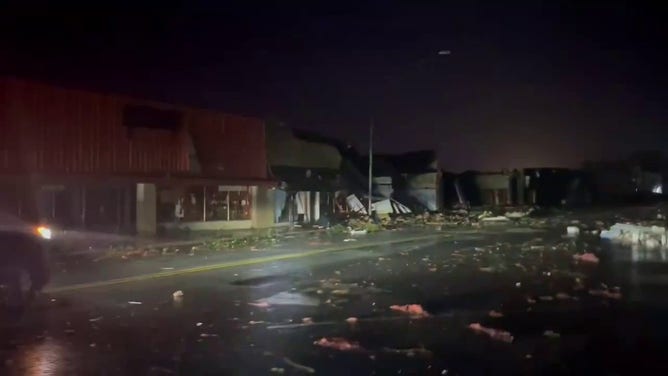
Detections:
[45, 233, 448, 293]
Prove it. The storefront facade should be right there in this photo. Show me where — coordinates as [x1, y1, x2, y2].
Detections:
[0, 78, 275, 235]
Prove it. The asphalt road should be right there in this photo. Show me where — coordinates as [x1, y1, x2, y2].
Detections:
[2, 230, 668, 375]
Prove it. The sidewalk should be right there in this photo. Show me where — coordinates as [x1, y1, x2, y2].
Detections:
[45, 228, 455, 293]
[50, 226, 323, 257]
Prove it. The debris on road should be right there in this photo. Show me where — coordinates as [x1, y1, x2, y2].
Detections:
[589, 288, 622, 300]
[468, 323, 514, 343]
[248, 301, 271, 308]
[314, 337, 362, 351]
[259, 292, 319, 307]
[270, 367, 285, 374]
[390, 304, 430, 317]
[200, 333, 219, 338]
[128, 301, 142, 305]
[566, 226, 580, 237]
[172, 290, 184, 299]
[481, 216, 510, 223]
[383, 346, 433, 358]
[283, 357, 315, 374]
[555, 292, 571, 300]
[488, 310, 504, 318]
[543, 330, 561, 339]
[573, 253, 600, 264]
[600, 223, 667, 248]
[89, 316, 103, 322]
[346, 317, 359, 325]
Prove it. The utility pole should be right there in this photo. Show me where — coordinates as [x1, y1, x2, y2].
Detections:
[368, 118, 373, 220]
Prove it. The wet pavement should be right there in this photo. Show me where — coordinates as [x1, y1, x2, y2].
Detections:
[2, 228, 668, 375]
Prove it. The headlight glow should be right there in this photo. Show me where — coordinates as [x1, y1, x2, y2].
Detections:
[36, 226, 52, 240]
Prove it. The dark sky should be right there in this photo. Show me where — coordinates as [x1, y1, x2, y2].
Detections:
[1, 1, 666, 171]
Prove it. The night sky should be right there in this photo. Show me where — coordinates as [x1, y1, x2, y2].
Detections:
[1, 1, 666, 172]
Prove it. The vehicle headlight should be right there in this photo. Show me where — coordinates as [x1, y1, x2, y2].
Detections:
[36, 226, 52, 240]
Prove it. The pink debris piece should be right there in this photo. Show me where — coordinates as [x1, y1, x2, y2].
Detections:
[573, 253, 600, 264]
[390, 304, 430, 317]
[314, 337, 362, 351]
[468, 323, 514, 343]
[346, 317, 359, 324]
[488, 310, 504, 318]
[248, 301, 271, 308]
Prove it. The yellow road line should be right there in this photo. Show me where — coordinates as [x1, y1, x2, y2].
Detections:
[45, 233, 448, 293]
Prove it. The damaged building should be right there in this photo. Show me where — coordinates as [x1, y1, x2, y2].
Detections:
[0, 78, 276, 235]
[266, 124, 343, 226]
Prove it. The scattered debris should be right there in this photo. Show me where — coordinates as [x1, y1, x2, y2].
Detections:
[270, 367, 285, 374]
[200, 333, 219, 338]
[543, 330, 561, 339]
[390, 304, 430, 318]
[258, 292, 319, 307]
[555, 292, 571, 300]
[589, 288, 622, 300]
[248, 301, 271, 308]
[89, 316, 103, 322]
[283, 357, 315, 374]
[566, 226, 580, 237]
[573, 253, 600, 264]
[481, 216, 510, 222]
[468, 323, 514, 343]
[600, 223, 667, 248]
[346, 317, 359, 325]
[505, 210, 531, 219]
[314, 337, 362, 351]
[128, 301, 142, 305]
[172, 290, 184, 299]
[489, 310, 504, 318]
[343, 238, 357, 242]
[301, 317, 314, 325]
[383, 347, 433, 358]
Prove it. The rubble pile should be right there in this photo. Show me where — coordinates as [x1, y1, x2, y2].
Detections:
[600, 223, 668, 248]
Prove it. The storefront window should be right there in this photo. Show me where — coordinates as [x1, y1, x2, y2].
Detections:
[218, 186, 251, 221]
[158, 185, 253, 222]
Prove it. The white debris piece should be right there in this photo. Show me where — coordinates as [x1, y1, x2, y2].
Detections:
[566, 226, 580, 237]
[173, 290, 184, 299]
[481, 216, 510, 222]
[349, 229, 368, 236]
[346, 194, 367, 214]
[259, 292, 319, 306]
[600, 223, 667, 248]
[505, 209, 532, 219]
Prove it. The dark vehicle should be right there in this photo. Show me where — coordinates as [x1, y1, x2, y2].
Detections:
[0, 215, 51, 309]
